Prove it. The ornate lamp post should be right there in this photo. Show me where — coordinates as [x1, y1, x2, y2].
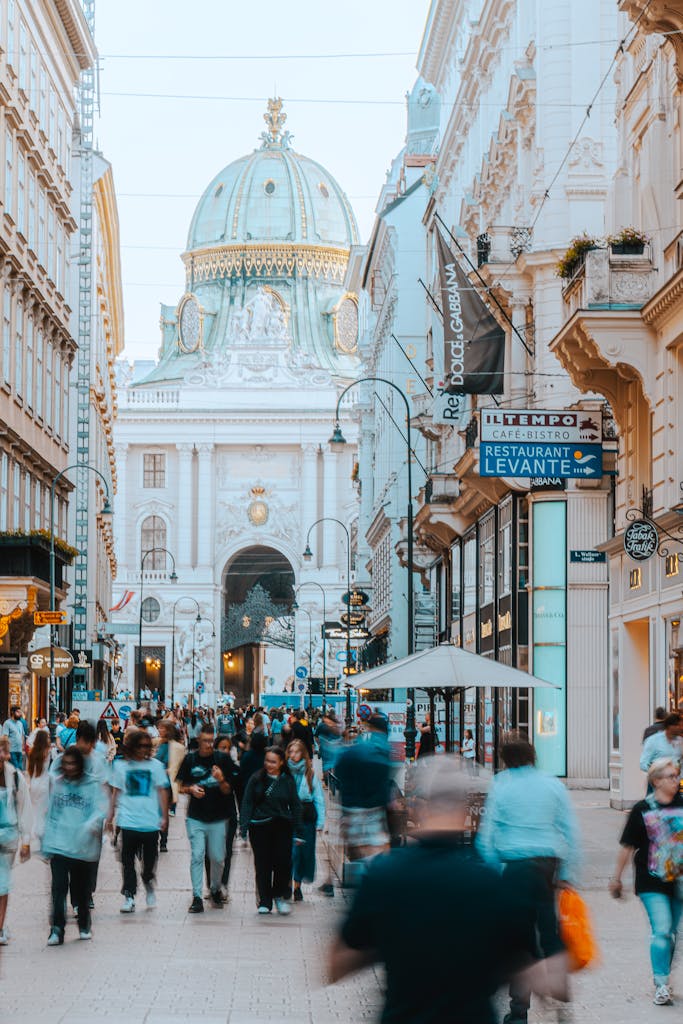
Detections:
[329, 377, 416, 759]
[49, 464, 113, 729]
[303, 517, 352, 727]
[170, 596, 200, 707]
[138, 547, 177, 702]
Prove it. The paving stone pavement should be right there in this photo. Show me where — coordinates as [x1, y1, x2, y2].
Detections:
[0, 790, 679, 1023]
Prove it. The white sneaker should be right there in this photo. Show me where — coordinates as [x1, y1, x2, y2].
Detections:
[257, 905, 271, 915]
[654, 985, 673, 1006]
[0, 928, 7, 945]
[145, 884, 156, 909]
[47, 929, 62, 946]
[120, 896, 135, 914]
[79, 930, 92, 940]
[274, 898, 291, 916]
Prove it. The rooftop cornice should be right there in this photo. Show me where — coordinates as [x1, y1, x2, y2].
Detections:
[182, 242, 350, 286]
[620, 0, 683, 81]
[52, 0, 97, 71]
[417, 0, 461, 85]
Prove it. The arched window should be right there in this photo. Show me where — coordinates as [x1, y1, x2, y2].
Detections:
[141, 515, 167, 569]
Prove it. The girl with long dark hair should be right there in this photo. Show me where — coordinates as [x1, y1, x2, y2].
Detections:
[240, 746, 302, 915]
[286, 739, 325, 901]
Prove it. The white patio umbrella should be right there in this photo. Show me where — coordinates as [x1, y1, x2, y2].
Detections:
[350, 643, 559, 691]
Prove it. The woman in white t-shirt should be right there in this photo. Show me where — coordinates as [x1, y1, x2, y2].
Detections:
[27, 730, 53, 841]
[462, 729, 476, 774]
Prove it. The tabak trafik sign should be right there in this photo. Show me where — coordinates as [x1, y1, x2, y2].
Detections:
[624, 520, 658, 561]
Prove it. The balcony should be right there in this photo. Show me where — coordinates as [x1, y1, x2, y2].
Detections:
[550, 247, 658, 435]
[561, 246, 656, 318]
[0, 532, 74, 589]
[476, 225, 532, 265]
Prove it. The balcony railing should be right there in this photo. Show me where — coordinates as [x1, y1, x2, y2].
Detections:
[561, 247, 657, 318]
[118, 389, 180, 409]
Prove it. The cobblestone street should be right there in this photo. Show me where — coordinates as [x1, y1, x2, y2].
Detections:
[0, 791, 679, 1023]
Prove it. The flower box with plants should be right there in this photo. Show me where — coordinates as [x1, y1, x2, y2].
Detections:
[556, 234, 600, 280]
[0, 531, 78, 587]
[607, 227, 649, 256]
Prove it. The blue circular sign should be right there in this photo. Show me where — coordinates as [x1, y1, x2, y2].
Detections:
[118, 704, 132, 721]
[295, 666, 308, 679]
[195, 681, 205, 694]
[296, 681, 307, 694]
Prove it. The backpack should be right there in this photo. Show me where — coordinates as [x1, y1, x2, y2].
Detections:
[643, 795, 683, 882]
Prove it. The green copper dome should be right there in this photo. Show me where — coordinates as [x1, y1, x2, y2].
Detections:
[187, 98, 359, 252]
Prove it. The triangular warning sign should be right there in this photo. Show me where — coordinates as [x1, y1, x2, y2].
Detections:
[100, 701, 118, 721]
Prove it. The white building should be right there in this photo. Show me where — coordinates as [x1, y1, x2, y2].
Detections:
[112, 100, 360, 706]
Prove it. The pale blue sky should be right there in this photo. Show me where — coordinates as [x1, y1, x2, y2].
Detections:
[95, 0, 431, 360]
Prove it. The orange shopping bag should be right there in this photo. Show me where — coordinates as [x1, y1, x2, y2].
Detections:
[558, 887, 599, 971]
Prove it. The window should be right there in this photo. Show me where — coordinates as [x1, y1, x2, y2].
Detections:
[16, 148, 25, 235]
[54, 352, 61, 436]
[141, 597, 161, 623]
[143, 453, 166, 488]
[14, 299, 22, 397]
[48, 87, 56, 152]
[38, 188, 46, 265]
[47, 206, 55, 280]
[44, 340, 52, 427]
[463, 533, 477, 615]
[141, 516, 167, 569]
[7, 1, 15, 70]
[39, 67, 46, 130]
[0, 453, 8, 530]
[23, 470, 30, 530]
[2, 287, 11, 384]
[57, 107, 64, 167]
[451, 543, 461, 620]
[34, 479, 41, 529]
[25, 315, 33, 408]
[12, 462, 20, 528]
[4, 130, 13, 216]
[18, 21, 27, 92]
[479, 513, 495, 605]
[29, 43, 37, 113]
[56, 224, 64, 294]
[35, 328, 43, 416]
[27, 169, 35, 249]
[498, 498, 513, 597]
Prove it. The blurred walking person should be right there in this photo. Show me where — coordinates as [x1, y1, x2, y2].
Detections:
[155, 720, 185, 852]
[640, 713, 683, 776]
[43, 746, 107, 945]
[2, 706, 26, 770]
[177, 724, 235, 912]
[330, 756, 561, 1023]
[27, 730, 53, 844]
[334, 714, 392, 865]
[477, 733, 579, 1024]
[610, 757, 683, 1006]
[286, 739, 325, 901]
[240, 746, 302, 915]
[107, 729, 170, 914]
[0, 736, 32, 945]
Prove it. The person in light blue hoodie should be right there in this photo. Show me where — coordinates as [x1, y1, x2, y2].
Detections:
[42, 745, 107, 946]
[476, 733, 579, 1024]
[286, 738, 325, 902]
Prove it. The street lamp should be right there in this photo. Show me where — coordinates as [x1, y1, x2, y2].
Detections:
[49, 464, 113, 729]
[303, 517, 352, 727]
[330, 377, 416, 759]
[294, 580, 327, 707]
[294, 605, 313, 709]
[170, 596, 200, 707]
[138, 546, 177, 702]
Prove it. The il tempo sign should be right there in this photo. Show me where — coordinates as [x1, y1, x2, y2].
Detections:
[480, 409, 602, 444]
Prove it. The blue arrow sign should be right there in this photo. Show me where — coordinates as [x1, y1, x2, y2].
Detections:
[480, 441, 602, 479]
[295, 666, 308, 679]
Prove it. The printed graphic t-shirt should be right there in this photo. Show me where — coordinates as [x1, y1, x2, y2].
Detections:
[111, 757, 170, 831]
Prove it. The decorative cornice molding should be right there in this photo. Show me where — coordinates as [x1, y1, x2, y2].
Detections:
[182, 243, 350, 285]
[642, 265, 683, 326]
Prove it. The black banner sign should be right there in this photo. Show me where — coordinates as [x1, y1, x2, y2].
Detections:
[435, 229, 505, 395]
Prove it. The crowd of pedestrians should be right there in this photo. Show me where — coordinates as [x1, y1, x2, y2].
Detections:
[0, 699, 343, 945]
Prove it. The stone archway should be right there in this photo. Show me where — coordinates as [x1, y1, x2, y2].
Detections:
[221, 545, 295, 703]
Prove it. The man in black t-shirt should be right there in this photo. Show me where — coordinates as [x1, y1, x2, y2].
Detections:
[177, 725, 237, 913]
[329, 758, 564, 1024]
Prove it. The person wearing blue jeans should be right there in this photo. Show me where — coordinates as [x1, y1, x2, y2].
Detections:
[2, 708, 25, 772]
[611, 756, 683, 1007]
[177, 725, 236, 913]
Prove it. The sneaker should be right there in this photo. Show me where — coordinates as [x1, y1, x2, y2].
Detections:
[274, 898, 291, 916]
[257, 905, 271, 915]
[318, 882, 334, 897]
[210, 889, 224, 909]
[188, 896, 204, 914]
[88, 897, 95, 910]
[159, 843, 168, 853]
[0, 928, 8, 945]
[47, 928, 63, 946]
[293, 888, 303, 902]
[654, 985, 673, 1006]
[145, 884, 157, 909]
[120, 896, 135, 914]
[79, 930, 92, 940]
